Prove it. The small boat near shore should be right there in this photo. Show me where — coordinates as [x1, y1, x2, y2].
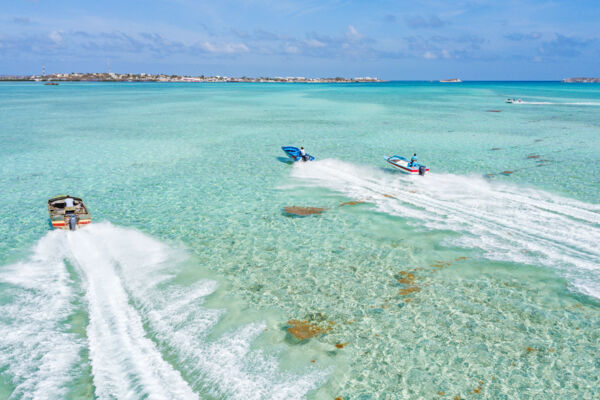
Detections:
[44, 82, 59, 86]
[506, 98, 523, 104]
[282, 146, 314, 162]
[384, 155, 429, 175]
[48, 195, 91, 230]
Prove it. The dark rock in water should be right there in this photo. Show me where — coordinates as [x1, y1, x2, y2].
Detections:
[287, 319, 331, 340]
[491, 147, 501, 151]
[534, 139, 544, 142]
[396, 271, 416, 285]
[487, 110, 502, 112]
[398, 286, 420, 296]
[339, 201, 366, 206]
[283, 206, 325, 216]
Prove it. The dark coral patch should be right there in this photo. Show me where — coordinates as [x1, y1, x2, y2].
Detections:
[339, 200, 366, 206]
[396, 271, 416, 284]
[283, 206, 325, 216]
[398, 287, 420, 296]
[287, 319, 332, 340]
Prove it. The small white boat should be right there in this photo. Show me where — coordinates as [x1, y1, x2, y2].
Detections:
[384, 155, 429, 175]
[506, 98, 523, 104]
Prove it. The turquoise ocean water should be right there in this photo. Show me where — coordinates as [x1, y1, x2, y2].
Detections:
[0, 81, 598, 399]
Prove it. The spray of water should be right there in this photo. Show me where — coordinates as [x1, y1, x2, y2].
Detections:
[0, 232, 83, 400]
[0, 222, 327, 399]
[290, 159, 600, 298]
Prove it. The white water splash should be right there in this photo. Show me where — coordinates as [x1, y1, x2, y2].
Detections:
[0, 232, 83, 400]
[290, 159, 600, 298]
[1, 222, 327, 399]
[87, 222, 328, 400]
[509, 101, 600, 106]
[66, 226, 198, 400]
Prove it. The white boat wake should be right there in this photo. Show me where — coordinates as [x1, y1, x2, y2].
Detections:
[0, 223, 327, 399]
[290, 159, 600, 299]
[0, 232, 83, 400]
[509, 100, 600, 106]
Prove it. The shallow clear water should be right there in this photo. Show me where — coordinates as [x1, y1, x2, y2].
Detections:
[0, 81, 599, 399]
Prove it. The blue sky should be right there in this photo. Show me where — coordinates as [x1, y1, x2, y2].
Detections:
[1, 0, 598, 79]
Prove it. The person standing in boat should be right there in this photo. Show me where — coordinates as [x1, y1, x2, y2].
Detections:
[64, 196, 75, 213]
[410, 153, 418, 167]
[300, 147, 308, 161]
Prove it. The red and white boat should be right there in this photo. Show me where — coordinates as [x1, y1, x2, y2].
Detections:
[384, 155, 429, 175]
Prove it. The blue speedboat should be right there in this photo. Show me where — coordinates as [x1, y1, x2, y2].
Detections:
[282, 146, 314, 162]
[384, 155, 429, 175]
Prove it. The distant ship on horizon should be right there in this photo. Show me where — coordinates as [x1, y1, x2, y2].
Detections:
[439, 78, 462, 83]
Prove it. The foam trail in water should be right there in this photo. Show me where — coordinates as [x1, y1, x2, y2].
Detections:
[512, 101, 600, 106]
[65, 225, 198, 400]
[87, 222, 328, 400]
[290, 159, 600, 298]
[0, 231, 83, 399]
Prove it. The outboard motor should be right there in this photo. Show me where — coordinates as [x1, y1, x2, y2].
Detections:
[69, 214, 78, 231]
[419, 165, 427, 176]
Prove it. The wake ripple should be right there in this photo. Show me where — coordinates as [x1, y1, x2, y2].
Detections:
[0, 232, 83, 399]
[290, 159, 600, 298]
[510, 101, 600, 106]
[0, 222, 327, 399]
[89, 223, 328, 400]
[67, 227, 198, 399]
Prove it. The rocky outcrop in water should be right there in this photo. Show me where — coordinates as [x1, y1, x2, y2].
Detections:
[283, 206, 325, 216]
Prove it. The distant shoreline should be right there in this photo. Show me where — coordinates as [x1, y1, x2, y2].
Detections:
[0, 72, 383, 83]
[1, 75, 597, 83]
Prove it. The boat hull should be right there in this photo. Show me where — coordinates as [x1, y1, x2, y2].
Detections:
[384, 156, 429, 175]
[50, 218, 91, 230]
[282, 146, 314, 162]
[48, 195, 92, 230]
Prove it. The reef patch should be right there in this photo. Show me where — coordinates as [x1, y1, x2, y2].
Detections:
[339, 201, 366, 206]
[283, 206, 326, 216]
[287, 319, 332, 340]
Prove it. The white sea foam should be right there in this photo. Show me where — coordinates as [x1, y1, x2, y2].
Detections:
[1, 222, 327, 398]
[65, 225, 198, 400]
[290, 159, 600, 298]
[88, 222, 328, 400]
[511, 101, 600, 106]
[0, 231, 83, 400]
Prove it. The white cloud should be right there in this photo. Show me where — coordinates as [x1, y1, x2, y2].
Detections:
[423, 51, 436, 59]
[285, 45, 299, 54]
[346, 25, 363, 41]
[305, 38, 325, 48]
[49, 30, 63, 44]
[199, 41, 249, 54]
[441, 49, 451, 58]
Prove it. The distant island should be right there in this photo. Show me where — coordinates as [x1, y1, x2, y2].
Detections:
[0, 72, 383, 83]
[562, 77, 600, 83]
[439, 78, 462, 83]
